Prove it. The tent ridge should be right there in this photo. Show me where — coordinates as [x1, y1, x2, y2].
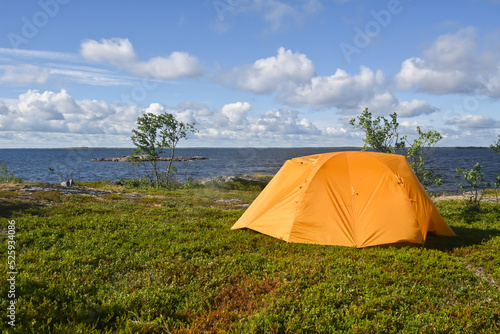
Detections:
[344, 152, 359, 246]
[288, 154, 332, 240]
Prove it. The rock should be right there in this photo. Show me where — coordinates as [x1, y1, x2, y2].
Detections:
[61, 179, 74, 187]
[199, 176, 238, 184]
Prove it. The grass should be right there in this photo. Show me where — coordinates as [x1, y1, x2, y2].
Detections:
[1, 180, 500, 333]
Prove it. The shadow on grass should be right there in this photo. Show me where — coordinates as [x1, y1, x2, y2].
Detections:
[0, 200, 44, 219]
[425, 226, 500, 251]
[18, 277, 131, 332]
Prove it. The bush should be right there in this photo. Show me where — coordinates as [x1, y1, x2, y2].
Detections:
[122, 177, 156, 189]
[0, 163, 23, 183]
[349, 109, 442, 189]
[456, 162, 490, 211]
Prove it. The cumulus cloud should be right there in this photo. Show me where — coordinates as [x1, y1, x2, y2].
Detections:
[221, 102, 251, 127]
[395, 27, 500, 97]
[356, 92, 437, 118]
[423, 27, 479, 71]
[0, 89, 142, 135]
[80, 38, 204, 80]
[1, 89, 437, 148]
[394, 99, 437, 118]
[226, 47, 316, 94]
[80, 38, 138, 67]
[143, 102, 165, 116]
[223, 49, 439, 117]
[395, 58, 473, 94]
[0, 100, 7, 114]
[159, 100, 325, 143]
[250, 109, 321, 135]
[282, 66, 384, 109]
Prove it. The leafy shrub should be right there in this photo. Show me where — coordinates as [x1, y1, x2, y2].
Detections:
[122, 177, 156, 189]
[0, 163, 23, 183]
[349, 109, 443, 189]
[456, 163, 490, 211]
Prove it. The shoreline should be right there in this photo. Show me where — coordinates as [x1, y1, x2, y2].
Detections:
[2, 179, 497, 203]
[90, 156, 208, 162]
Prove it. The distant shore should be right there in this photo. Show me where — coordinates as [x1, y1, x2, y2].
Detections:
[91, 156, 208, 162]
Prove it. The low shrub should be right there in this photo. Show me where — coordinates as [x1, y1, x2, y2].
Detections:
[0, 163, 23, 183]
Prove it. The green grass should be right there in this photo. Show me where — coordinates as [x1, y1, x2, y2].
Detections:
[1, 180, 500, 333]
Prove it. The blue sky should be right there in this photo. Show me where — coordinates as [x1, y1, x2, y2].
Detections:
[1, 0, 500, 148]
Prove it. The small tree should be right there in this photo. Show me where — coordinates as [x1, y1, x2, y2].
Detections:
[490, 135, 500, 154]
[349, 108, 443, 189]
[131, 112, 196, 188]
[489, 135, 500, 201]
[406, 126, 443, 189]
[349, 108, 405, 154]
[456, 163, 490, 211]
[0, 163, 23, 183]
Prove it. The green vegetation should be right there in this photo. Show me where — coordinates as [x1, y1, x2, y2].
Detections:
[490, 136, 500, 154]
[456, 163, 491, 211]
[0, 163, 23, 183]
[1, 180, 500, 333]
[131, 112, 196, 188]
[350, 108, 443, 189]
[349, 109, 405, 154]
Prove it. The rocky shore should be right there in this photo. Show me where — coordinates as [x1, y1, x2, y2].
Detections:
[91, 156, 208, 162]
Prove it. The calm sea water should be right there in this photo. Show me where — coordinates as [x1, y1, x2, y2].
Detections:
[1, 147, 500, 192]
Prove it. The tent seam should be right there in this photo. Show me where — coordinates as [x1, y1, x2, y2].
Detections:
[369, 153, 426, 243]
[345, 152, 358, 246]
[288, 157, 323, 240]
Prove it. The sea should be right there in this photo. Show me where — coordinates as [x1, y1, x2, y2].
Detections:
[1, 147, 500, 193]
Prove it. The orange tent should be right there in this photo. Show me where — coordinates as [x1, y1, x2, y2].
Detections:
[231, 151, 455, 248]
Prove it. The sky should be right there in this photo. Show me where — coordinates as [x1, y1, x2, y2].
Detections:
[0, 0, 500, 148]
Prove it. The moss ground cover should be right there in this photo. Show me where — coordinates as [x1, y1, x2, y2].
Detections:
[1, 181, 499, 333]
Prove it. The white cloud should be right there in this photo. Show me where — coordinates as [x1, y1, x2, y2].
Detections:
[143, 102, 166, 116]
[394, 99, 437, 118]
[0, 89, 142, 135]
[80, 38, 138, 67]
[132, 52, 204, 80]
[227, 47, 316, 94]
[395, 27, 500, 98]
[221, 102, 251, 126]
[357, 92, 437, 118]
[250, 109, 321, 135]
[423, 27, 479, 71]
[80, 38, 204, 80]
[49, 65, 134, 86]
[323, 126, 347, 137]
[259, 0, 298, 31]
[0, 47, 79, 62]
[0, 47, 138, 87]
[283, 66, 384, 108]
[152, 101, 326, 143]
[212, 0, 323, 33]
[0, 64, 50, 85]
[0, 89, 442, 148]
[448, 114, 500, 129]
[224, 49, 439, 117]
[395, 57, 473, 94]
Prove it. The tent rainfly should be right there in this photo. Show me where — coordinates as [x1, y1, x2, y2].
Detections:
[231, 151, 456, 248]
